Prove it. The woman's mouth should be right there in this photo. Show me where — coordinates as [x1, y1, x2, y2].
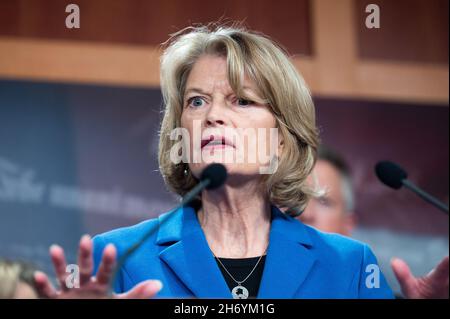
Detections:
[201, 136, 235, 150]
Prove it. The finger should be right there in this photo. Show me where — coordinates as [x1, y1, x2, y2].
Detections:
[96, 244, 117, 286]
[77, 234, 93, 286]
[115, 280, 162, 299]
[391, 257, 417, 297]
[427, 256, 449, 284]
[49, 244, 69, 291]
[34, 271, 58, 298]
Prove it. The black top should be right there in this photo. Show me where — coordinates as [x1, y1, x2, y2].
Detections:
[215, 255, 266, 298]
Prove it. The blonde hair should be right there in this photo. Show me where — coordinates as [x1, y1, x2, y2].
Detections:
[158, 24, 319, 214]
[0, 260, 38, 299]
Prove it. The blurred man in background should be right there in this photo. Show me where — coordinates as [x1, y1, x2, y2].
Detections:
[299, 146, 449, 299]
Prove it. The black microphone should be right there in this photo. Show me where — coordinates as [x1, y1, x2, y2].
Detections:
[375, 161, 448, 214]
[181, 163, 228, 206]
[108, 163, 227, 294]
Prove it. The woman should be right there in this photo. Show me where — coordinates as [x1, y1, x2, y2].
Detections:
[0, 260, 39, 299]
[34, 25, 393, 299]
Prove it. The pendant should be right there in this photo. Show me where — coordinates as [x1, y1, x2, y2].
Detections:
[231, 285, 249, 299]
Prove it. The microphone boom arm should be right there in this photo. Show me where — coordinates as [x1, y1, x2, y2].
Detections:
[402, 179, 449, 214]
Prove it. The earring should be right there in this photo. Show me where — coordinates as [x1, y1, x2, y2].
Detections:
[183, 167, 189, 177]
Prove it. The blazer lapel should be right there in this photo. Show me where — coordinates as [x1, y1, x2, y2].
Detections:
[157, 205, 316, 299]
[157, 206, 231, 298]
[257, 206, 317, 298]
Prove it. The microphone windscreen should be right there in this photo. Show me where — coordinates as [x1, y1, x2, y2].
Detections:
[375, 161, 408, 189]
[201, 163, 227, 190]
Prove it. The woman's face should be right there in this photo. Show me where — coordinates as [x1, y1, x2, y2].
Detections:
[180, 54, 281, 182]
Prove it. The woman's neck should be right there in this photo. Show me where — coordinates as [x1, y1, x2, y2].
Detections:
[197, 182, 271, 259]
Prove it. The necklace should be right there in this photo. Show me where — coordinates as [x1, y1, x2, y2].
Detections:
[214, 248, 268, 299]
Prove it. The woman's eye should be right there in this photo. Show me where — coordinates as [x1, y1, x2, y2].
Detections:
[318, 196, 332, 207]
[237, 98, 253, 107]
[187, 96, 204, 107]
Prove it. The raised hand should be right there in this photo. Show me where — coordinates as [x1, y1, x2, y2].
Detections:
[34, 235, 162, 299]
[392, 256, 449, 299]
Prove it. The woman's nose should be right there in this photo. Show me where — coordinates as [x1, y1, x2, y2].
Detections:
[206, 117, 225, 126]
[205, 101, 226, 127]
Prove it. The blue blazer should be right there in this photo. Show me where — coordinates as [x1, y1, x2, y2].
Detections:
[93, 205, 393, 298]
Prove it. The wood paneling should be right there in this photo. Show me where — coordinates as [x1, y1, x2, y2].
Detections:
[355, 0, 449, 64]
[0, 0, 448, 104]
[0, 0, 312, 55]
